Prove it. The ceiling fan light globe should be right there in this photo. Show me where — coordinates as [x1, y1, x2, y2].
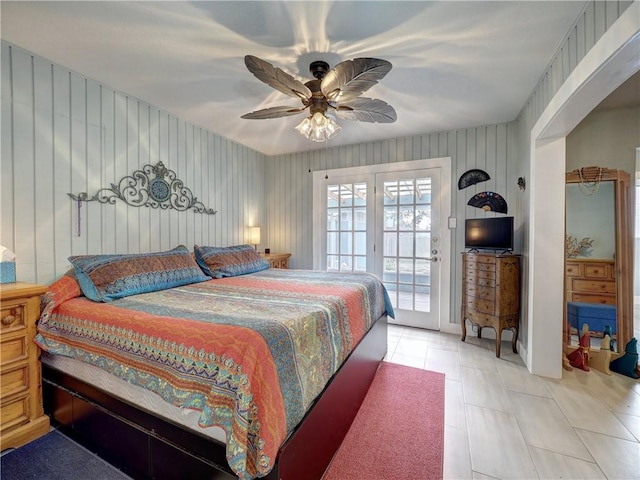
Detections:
[296, 112, 341, 142]
[295, 117, 313, 136]
[325, 117, 342, 138]
[311, 112, 326, 127]
[310, 129, 326, 142]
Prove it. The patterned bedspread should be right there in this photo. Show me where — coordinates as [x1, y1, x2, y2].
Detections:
[35, 268, 393, 479]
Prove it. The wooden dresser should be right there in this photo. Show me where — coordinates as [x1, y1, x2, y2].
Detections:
[261, 253, 291, 269]
[461, 253, 521, 357]
[1, 282, 50, 450]
[565, 258, 616, 305]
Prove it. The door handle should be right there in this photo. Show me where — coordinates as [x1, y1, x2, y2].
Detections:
[431, 257, 439, 262]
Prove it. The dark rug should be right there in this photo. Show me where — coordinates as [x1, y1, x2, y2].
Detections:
[1, 430, 131, 480]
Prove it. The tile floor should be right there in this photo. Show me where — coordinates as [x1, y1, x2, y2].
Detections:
[386, 324, 640, 480]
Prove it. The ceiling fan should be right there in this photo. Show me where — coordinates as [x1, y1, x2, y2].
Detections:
[241, 55, 397, 142]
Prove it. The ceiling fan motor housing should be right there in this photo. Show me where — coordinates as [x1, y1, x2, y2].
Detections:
[309, 60, 330, 80]
[304, 79, 330, 115]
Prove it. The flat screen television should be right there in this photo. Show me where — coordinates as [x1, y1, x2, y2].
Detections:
[465, 216, 514, 252]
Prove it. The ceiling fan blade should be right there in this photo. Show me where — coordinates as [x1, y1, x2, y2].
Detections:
[245, 55, 312, 100]
[333, 98, 397, 123]
[241, 105, 307, 120]
[321, 58, 392, 102]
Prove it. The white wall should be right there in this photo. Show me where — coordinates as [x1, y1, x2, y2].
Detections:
[566, 105, 639, 174]
[0, 42, 267, 285]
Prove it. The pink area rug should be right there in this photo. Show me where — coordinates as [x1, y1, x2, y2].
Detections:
[322, 361, 445, 480]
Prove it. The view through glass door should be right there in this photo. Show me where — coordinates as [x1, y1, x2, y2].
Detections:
[318, 167, 442, 330]
[325, 181, 373, 273]
[376, 170, 440, 329]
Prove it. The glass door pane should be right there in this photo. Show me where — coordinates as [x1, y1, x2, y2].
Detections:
[382, 178, 432, 312]
[376, 170, 440, 330]
[326, 182, 367, 272]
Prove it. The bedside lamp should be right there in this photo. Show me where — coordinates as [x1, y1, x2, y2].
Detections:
[249, 227, 261, 251]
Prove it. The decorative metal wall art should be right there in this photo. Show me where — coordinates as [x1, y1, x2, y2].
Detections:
[69, 161, 217, 236]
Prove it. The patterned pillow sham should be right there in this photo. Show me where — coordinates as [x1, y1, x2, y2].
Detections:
[194, 244, 270, 278]
[69, 245, 209, 302]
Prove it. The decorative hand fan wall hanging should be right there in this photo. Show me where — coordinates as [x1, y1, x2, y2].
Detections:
[458, 169, 490, 189]
[241, 55, 397, 142]
[467, 191, 508, 214]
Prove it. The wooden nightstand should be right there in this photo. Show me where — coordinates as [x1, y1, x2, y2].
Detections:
[0, 282, 50, 450]
[261, 253, 291, 269]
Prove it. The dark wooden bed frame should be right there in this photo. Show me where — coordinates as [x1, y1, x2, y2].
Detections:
[42, 314, 388, 480]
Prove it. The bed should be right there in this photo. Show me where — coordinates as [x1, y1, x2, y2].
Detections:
[36, 245, 393, 479]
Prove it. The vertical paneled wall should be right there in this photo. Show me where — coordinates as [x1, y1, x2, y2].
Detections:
[266, 124, 519, 326]
[514, 0, 634, 347]
[519, 0, 633, 125]
[0, 42, 266, 284]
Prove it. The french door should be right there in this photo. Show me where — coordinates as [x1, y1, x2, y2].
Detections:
[376, 170, 441, 329]
[315, 165, 443, 330]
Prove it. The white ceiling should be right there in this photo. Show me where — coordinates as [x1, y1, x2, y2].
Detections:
[1, 1, 588, 156]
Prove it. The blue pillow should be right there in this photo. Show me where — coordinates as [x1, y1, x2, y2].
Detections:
[194, 244, 269, 278]
[69, 245, 209, 302]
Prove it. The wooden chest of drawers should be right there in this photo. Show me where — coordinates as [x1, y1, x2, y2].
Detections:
[461, 253, 521, 357]
[261, 253, 291, 269]
[1, 282, 49, 450]
[565, 259, 615, 305]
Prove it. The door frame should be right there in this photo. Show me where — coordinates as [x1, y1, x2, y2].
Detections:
[312, 157, 453, 332]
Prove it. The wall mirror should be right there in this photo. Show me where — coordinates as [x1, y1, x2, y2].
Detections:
[564, 167, 633, 355]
